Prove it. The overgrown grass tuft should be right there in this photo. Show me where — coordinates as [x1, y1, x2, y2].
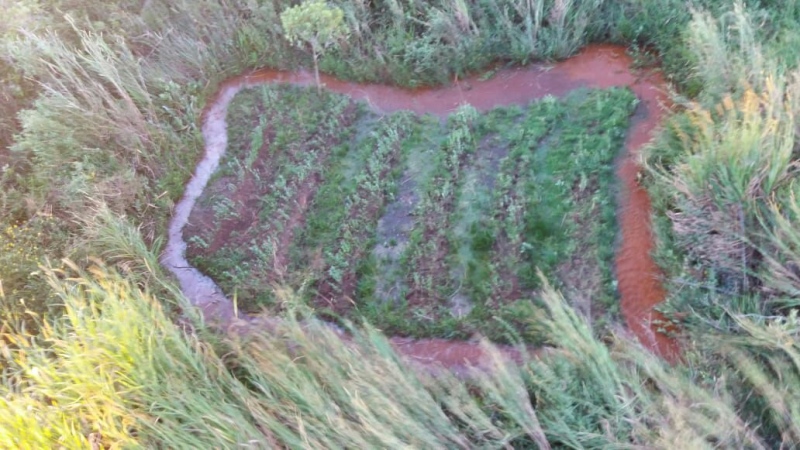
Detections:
[0, 255, 541, 447]
[645, 4, 800, 320]
[4, 252, 800, 447]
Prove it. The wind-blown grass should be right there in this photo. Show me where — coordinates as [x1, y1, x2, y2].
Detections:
[645, 4, 800, 318]
[4, 238, 800, 447]
[0, 253, 542, 448]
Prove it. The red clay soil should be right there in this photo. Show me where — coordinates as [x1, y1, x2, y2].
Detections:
[616, 103, 680, 361]
[388, 336, 527, 378]
[272, 171, 322, 279]
[187, 44, 678, 368]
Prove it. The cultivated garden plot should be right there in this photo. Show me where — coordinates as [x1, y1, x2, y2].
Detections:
[185, 84, 637, 343]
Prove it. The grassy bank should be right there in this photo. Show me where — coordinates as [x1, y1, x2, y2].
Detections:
[3, 0, 800, 447]
[643, 5, 800, 339]
[4, 249, 800, 447]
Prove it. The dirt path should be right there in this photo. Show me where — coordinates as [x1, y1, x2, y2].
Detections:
[161, 44, 677, 373]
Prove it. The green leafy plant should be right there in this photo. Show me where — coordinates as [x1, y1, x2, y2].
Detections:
[280, 0, 348, 90]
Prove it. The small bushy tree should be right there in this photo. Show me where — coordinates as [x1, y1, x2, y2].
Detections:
[280, 0, 347, 90]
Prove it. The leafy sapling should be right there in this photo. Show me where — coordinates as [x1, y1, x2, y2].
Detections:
[280, 1, 348, 91]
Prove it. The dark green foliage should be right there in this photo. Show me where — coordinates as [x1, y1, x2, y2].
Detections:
[191, 86, 635, 343]
[187, 85, 360, 310]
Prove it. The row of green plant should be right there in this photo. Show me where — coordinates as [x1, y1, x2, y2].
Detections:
[515, 88, 634, 317]
[306, 90, 634, 340]
[355, 115, 451, 330]
[355, 89, 634, 342]
[365, 103, 536, 340]
[184, 86, 633, 343]
[471, 102, 560, 318]
[484, 89, 631, 337]
[292, 112, 415, 308]
[380, 106, 484, 337]
[188, 86, 360, 308]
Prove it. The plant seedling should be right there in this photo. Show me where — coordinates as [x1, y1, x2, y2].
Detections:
[280, 1, 348, 91]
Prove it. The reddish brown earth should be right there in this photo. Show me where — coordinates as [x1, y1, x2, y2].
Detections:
[389, 337, 527, 377]
[616, 96, 681, 361]
[169, 44, 679, 374]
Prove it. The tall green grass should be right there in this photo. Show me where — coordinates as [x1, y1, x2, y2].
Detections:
[645, 4, 800, 316]
[4, 232, 800, 447]
[10, 22, 164, 208]
[0, 251, 543, 447]
[651, 84, 796, 288]
[0, 0, 291, 317]
[639, 11, 800, 446]
[6, 0, 800, 447]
